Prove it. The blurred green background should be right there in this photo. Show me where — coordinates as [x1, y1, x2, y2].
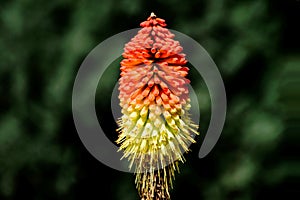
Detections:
[0, 0, 299, 199]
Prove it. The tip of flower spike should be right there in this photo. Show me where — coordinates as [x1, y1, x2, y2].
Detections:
[150, 12, 156, 18]
[140, 12, 167, 27]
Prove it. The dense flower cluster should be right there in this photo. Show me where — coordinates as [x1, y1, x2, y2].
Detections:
[117, 13, 198, 200]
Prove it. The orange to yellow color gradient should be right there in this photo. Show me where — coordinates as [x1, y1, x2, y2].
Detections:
[116, 13, 199, 200]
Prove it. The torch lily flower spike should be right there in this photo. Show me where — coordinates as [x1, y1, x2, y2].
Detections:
[116, 12, 199, 200]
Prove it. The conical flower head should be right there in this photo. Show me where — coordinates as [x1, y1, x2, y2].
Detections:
[117, 13, 198, 200]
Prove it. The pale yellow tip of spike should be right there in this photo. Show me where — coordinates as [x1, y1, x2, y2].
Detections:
[150, 12, 156, 18]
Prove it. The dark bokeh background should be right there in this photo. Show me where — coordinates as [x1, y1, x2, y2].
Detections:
[0, 0, 299, 199]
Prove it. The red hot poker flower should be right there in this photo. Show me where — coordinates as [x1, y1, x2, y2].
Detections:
[117, 13, 198, 200]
